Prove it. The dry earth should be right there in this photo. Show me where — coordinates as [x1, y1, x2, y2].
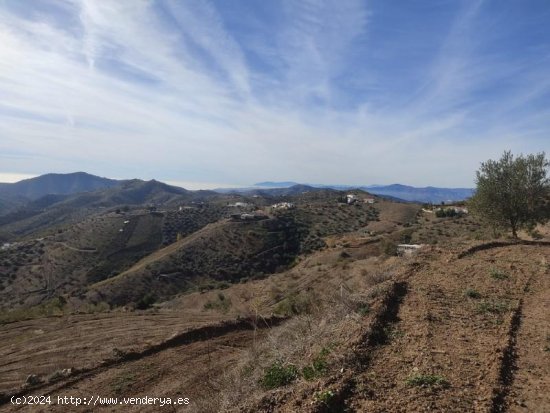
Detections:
[1, 225, 548, 413]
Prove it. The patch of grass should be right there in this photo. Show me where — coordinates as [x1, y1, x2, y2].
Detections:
[0, 296, 67, 324]
[260, 362, 298, 389]
[315, 390, 335, 405]
[383, 325, 404, 340]
[490, 268, 509, 280]
[406, 374, 450, 388]
[464, 288, 482, 299]
[476, 300, 510, 314]
[273, 292, 313, 316]
[302, 347, 330, 381]
[111, 372, 136, 395]
[203, 292, 232, 313]
[357, 304, 370, 316]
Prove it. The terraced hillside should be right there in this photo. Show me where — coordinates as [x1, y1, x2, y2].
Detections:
[227, 242, 550, 413]
[2, 182, 547, 413]
[2, 237, 548, 412]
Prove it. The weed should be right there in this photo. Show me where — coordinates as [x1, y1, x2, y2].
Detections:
[260, 362, 298, 389]
[302, 348, 330, 380]
[203, 293, 232, 313]
[383, 325, 404, 340]
[464, 288, 482, 299]
[490, 268, 509, 280]
[315, 390, 335, 405]
[476, 300, 509, 314]
[357, 304, 370, 316]
[111, 372, 135, 394]
[273, 292, 313, 316]
[406, 374, 450, 388]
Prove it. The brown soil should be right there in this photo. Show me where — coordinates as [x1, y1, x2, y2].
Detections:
[0, 312, 229, 395]
[233, 243, 550, 413]
[1, 239, 548, 413]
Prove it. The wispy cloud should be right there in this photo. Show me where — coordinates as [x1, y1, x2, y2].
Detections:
[0, 0, 549, 187]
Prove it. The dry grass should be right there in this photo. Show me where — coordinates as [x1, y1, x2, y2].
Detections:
[190, 278, 393, 412]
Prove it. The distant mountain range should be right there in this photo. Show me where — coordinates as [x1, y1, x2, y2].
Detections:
[0, 172, 215, 218]
[0, 173, 474, 214]
[241, 182, 474, 203]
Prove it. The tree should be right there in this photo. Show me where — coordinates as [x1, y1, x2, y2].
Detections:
[470, 151, 550, 238]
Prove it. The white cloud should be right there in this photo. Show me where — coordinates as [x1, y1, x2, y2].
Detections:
[0, 0, 548, 188]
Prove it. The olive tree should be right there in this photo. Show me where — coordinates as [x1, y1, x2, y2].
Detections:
[470, 151, 550, 238]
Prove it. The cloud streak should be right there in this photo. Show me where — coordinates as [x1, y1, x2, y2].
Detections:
[0, 0, 549, 187]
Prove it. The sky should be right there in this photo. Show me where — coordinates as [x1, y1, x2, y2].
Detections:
[0, 0, 549, 189]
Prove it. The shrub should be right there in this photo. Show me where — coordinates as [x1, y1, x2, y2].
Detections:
[261, 362, 298, 389]
[302, 348, 330, 381]
[464, 289, 481, 299]
[490, 268, 509, 280]
[357, 304, 370, 316]
[380, 239, 397, 256]
[315, 390, 335, 405]
[136, 293, 156, 310]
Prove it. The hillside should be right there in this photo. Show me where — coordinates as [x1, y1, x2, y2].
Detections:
[1, 225, 548, 411]
[0, 182, 548, 412]
[364, 184, 474, 203]
[0, 172, 120, 201]
[0, 180, 216, 239]
[224, 182, 474, 203]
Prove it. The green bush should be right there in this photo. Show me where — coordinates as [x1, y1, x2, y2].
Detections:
[261, 362, 298, 389]
[315, 390, 335, 405]
[464, 289, 481, 299]
[302, 347, 330, 381]
[136, 293, 156, 310]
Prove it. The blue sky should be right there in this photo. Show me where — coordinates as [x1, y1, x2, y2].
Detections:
[0, 0, 549, 189]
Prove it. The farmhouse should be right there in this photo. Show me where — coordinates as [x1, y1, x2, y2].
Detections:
[271, 202, 295, 210]
[230, 202, 251, 208]
[397, 244, 423, 256]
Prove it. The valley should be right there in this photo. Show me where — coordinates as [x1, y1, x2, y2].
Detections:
[0, 174, 548, 412]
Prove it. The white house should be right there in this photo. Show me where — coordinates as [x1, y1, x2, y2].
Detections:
[271, 202, 295, 210]
[346, 194, 358, 204]
[397, 244, 423, 255]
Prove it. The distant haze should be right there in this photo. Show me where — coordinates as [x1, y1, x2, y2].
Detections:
[1, 1, 549, 187]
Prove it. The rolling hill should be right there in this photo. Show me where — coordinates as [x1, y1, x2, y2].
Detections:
[222, 182, 474, 203]
[0, 172, 120, 200]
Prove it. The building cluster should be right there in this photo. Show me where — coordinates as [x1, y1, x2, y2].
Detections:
[346, 195, 376, 205]
[230, 212, 268, 221]
[271, 202, 295, 210]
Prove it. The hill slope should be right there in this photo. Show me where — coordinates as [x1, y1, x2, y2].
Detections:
[0, 172, 120, 200]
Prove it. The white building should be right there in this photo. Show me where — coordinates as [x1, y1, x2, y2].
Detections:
[271, 202, 295, 210]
